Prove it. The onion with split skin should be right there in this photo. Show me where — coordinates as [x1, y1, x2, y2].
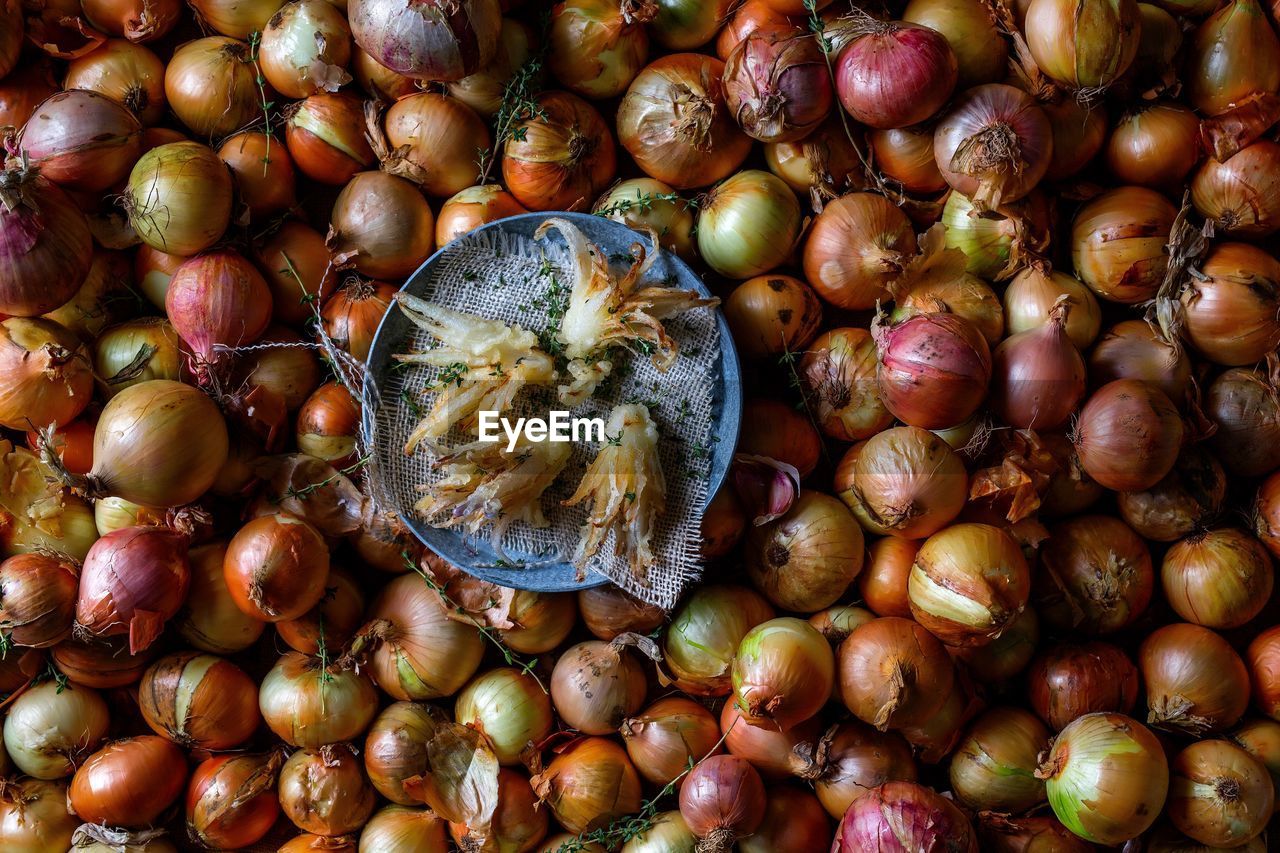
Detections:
[449, 767, 547, 853]
[804, 192, 917, 310]
[841, 427, 966, 540]
[950, 707, 1050, 813]
[1121, 446, 1226, 543]
[663, 585, 775, 696]
[1071, 186, 1176, 305]
[376, 93, 490, 198]
[0, 318, 93, 432]
[259, 0, 353, 98]
[547, 0, 654, 98]
[93, 318, 185, 398]
[724, 28, 832, 143]
[838, 616, 955, 731]
[745, 490, 864, 613]
[53, 635, 154, 689]
[532, 737, 643, 834]
[279, 745, 377, 836]
[138, 651, 260, 750]
[1162, 529, 1273, 629]
[284, 93, 376, 186]
[2, 679, 110, 780]
[1168, 739, 1273, 848]
[801, 328, 893, 441]
[1037, 514, 1154, 636]
[578, 584, 665, 640]
[347, 0, 501, 82]
[185, 750, 283, 850]
[0, 778, 79, 852]
[1028, 641, 1140, 730]
[1142, 623, 1250, 735]
[1192, 140, 1280, 237]
[1174, 242, 1280, 367]
[1025, 0, 1141, 90]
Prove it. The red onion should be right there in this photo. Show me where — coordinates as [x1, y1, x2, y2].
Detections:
[165, 251, 272, 367]
[989, 296, 1086, 430]
[873, 312, 991, 429]
[347, 0, 501, 82]
[1075, 379, 1184, 492]
[76, 526, 190, 654]
[724, 29, 832, 143]
[677, 755, 766, 853]
[832, 781, 978, 853]
[933, 84, 1053, 210]
[835, 19, 957, 130]
[19, 90, 142, 192]
[0, 164, 93, 316]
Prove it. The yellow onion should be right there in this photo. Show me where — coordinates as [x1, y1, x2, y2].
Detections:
[594, 177, 696, 260]
[320, 278, 396, 362]
[857, 537, 918, 618]
[360, 572, 485, 700]
[223, 513, 329, 622]
[1192, 141, 1280, 237]
[437, 184, 528, 245]
[1168, 740, 1273, 848]
[499, 590, 578, 654]
[259, 652, 379, 747]
[188, 0, 285, 37]
[133, 245, 186, 309]
[578, 585, 665, 641]
[531, 737, 642, 834]
[619, 810, 698, 853]
[839, 616, 956, 730]
[279, 745, 377, 836]
[66, 39, 167, 125]
[731, 617, 834, 730]
[1175, 242, 1280, 366]
[903, 0, 1008, 88]
[548, 0, 654, 98]
[69, 736, 188, 828]
[185, 751, 283, 850]
[954, 606, 1040, 683]
[43, 249, 132, 342]
[295, 381, 360, 466]
[363, 701, 440, 804]
[284, 92, 375, 185]
[347, 0, 501, 83]
[362, 806, 448, 853]
[1185, 0, 1280, 117]
[1162, 529, 1274, 630]
[805, 720, 917, 819]
[217, 131, 297, 221]
[800, 328, 893, 441]
[1106, 103, 1202, 191]
[1025, 0, 1140, 89]
[327, 172, 435, 279]
[19, 90, 142, 192]
[551, 636, 650, 734]
[617, 53, 752, 189]
[93, 318, 184, 398]
[0, 440, 97, 560]
[376, 93, 490, 197]
[0, 318, 92, 431]
[1229, 718, 1280, 813]
[277, 567, 365, 656]
[163, 36, 265, 137]
[840, 426, 966, 540]
[1037, 514, 1154, 635]
[868, 126, 945, 194]
[803, 193, 917, 309]
[0, 552, 78, 648]
[255, 221, 334, 326]
[52, 636, 153, 689]
[1003, 264, 1101, 350]
[124, 142, 232, 256]
[696, 169, 800, 279]
[909, 522, 1030, 646]
[941, 189, 1052, 281]
[1088, 319, 1191, 404]
[447, 18, 537, 116]
[1038, 713, 1168, 845]
[950, 707, 1049, 812]
[2, 680, 109, 779]
[503, 91, 616, 210]
[1071, 185, 1176, 304]
[746, 490, 864, 613]
[138, 651, 260, 750]
[0, 779, 78, 852]
[763, 116, 863, 204]
[455, 667, 553, 765]
[1142, 623, 1249, 735]
[663, 585, 774, 696]
[622, 697, 722, 786]
[1119, 446, 1226, 542]
[722, 701, 821, 780]
[175, 540, 266, 654]
[259, 0, 352, 98]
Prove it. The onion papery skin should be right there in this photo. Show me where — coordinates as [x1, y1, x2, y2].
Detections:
[2, 680, 110, 779]
[800, 327, 894, 441]
[1075, 379, 1183, 492]
[320, 279, 397, 362]
[284, 93, 376, 186]
[1025, 0, 1140, 89]
[70, 736, 188, 827]
[439, 184, 530, 246]
[1168, 739, 1273, 847]
[76, 525, 190, 654]
[354, 46, 419, 100]
[259, 0, 353, 98]
[745, 490, 864, 613]
[724, 29, 832, 143]
[502, 91, 615, 211]
[1088, 319, 1191, 404]
[843, 427, 966, 539]
[838, 616, 955, 730]
[363, 572, 485, 700]
[726, 273, 822, 361]
[1162, 529, 1273, 629]
[809, 605, 874, 646]
[1142, 623, 1250, 735]
[1037, 515, 1153, 635]
[1029, 641, 1140, 731]
[347, 0, 501, 82]
[804, 192, 917, 309]
[165, 251, 272, 365]
[763, 116, 863, 201]
[1207, 367, 1280, 478]
[532, 737, 642, 834]
[279, 746, 377, 836]
[1258, 472, 1280, 561]
[720, 701, 820, 780]
[550, 638, 648, 735]
[903, 0, 1008, 88]
[138, 651, 260, 750]
[53, 636, 153, 689]
[1106, 103, 1202, 191]
[950, 707, 1049, 812]
[163, 36, 265, 138]
[677, 755, 766, 852]
[1230, 718, 1280, 811]
[1071, 186, 1176, 304]
[0, 778, 78, 851]
[0, 168, 93, 317]
[124, 142, 232, 256]
[696, 169, 800, 279]
[941, 190, 1051, 281]
[909, 523, 1030, 647]
[185, 751, 282, 850]
[812, 720, 918, 819]
[1247, 625, 1280, 720]
[874, 312, 992, 430]
[0, 552, 79, 648]
[0, 318, 93, 431]
[1192, 141, 1280, 237]
[1124, 444, 1229, 544]
[187, 0, 285, 38]
[176, 540, 265, 654]
[835, 22, 957, 130]
[832, 780, 978, 853]
[622, 696, 722, 786]
[547, 0, 653, 99]
[1185, 0, 1280, 117]
[368, 805, 449, 853]
[990, 297, 1086, 430]
[363, 701, 438, 805]
[19, 90, 142, 192]
[260, 652, 379, 748]
[449, 767, 547, 853]
[578, 584, 665, 641]
[716, 0, 795, 60]
[224, 514, 328, 622]
[327, 172, 435, 279]
[1003, 265, 1102, 350]
[933, 83, 1053, 210]
[1040, 713, 1168, 845]
[218, 131, 297, 220]
[381, 93, 489, 198]
[1178, 242, 1280, 366]
[663, 585, 774, 696]
[617, 53, 752, 189]
[278, 567, 365, 655]
[730, 616, 834, 731]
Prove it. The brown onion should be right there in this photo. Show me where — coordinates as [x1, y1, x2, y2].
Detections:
[1193, 140, 1280, 237]
[164, 37, 265, 138]
[725, 273, 822, 361]
[950, 707, 1049, 812]
[503, 91, 616, 210]
[1167, 739, 1273, 848]
[738, 787, 831, 853]
[664, 585, 774, 696]
[720, 701, 820, 779]
[138, 651, 260, 749]
[0, 318, 92, 432]
[279, 745, 377, 836]
[745, 490, 864, 613]
[1162, 529, 1274, 629]
[547, 0, 653, 98]
[804, 193, 916, 310]
[531, 737, 642, 834]
[909, 523, 1030, 646]
[622, 696, 722, 786]
[952, 606, 1040, 683]
[731, 616, 833, 730]
[327, 172, 435, 279]
[1040, 97, 1108, 182]
[255, 221, 335, 327]
[0, 553, 78, 649]
[70, 736, 187, 827]
[1028, 641, 1139, 731]
[724, 28, 831, 143]
[838, 616, 955, 730]
[701, 487, 747, 560]
[1248, 625, 1280, 719]
[809, 720, 918, 819]
[1088, 319, 1191, 404]
[0, 778, 78, 850]
[76, 526, 189, 654]
[990, 295, 1086, 429]
[841, 427, 966, 539]
[1075, 379, 1184, 491]
[551, 636, 650, 735]
[1071, 186, 1176, 304]
[19, 90, 141, 192]
[1024, 0, 1140, 89]
[1230, 718, 1280, 810]
[808, 605, 875, 646]
[437, 184, 528, 245]
[53, 636, 153, 689]
[175, 540, 265, 655]
[185, 751, 283, 850]
[1185, 0, 1280, 117]
[1176, 242, 1280, 366]
[124, 142, 232, 256]
[1119, 446, 1226, 542]
[1106, 103, 1202, 190]
[1037, 515, 1153, 635]
[869, 126, 946, 194]
[218, 132, 296, 221]
[1207, 367, 1280, 478]
[1143, 623, 1250, 735]
[1257, 472, 1280, 560]
[979, 815, 1093, 852]
[377, 93, 489, 198]
[284, 92, 375, 185]
[259, 0, 352, 98]
[578, 584, 664, 641]
[223, 514, 328, 622]
[320, 278, 396, 362]
[1003, 264, 1102, 350]
[0, 59, 60, 129]
[737, 397, 821, 476]
[858, 537, 919, 618]
[678, 755, 766, 853]
[801, 328, 893, 441]
[79, 0, 178, 42]
[873, 312, 992, 429]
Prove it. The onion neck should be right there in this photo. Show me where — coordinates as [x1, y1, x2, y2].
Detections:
[566, 131, 595, 167]
[672, 86, 716, 152]
[619, 0, 658, 25]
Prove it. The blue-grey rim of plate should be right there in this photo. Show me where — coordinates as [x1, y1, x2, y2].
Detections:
[361, 211, 743, 593]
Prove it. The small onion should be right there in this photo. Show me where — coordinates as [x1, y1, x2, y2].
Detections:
[138, 651, 260, 750]
[276, 567, 365, 654]
[364, 701, 440, 805]
[259, 0, 353, 98]
[1075, 379, 1184, 492]
[1040, 96, 1108, 182]
[320, 278, 396, 362]
[1028, 641, 1140, 731]
[1162, 528, 1273, 629]
[664, 585, 774, 696]
[284, 92, 375, 185]
[1003, 265, 1102, 350]
[2, 680, 109, 779]
[858, 537, 919, 618]
[1230, 718, 1280, 811]
[347, 0, 500, 82]
[620, 810, 698, 853]
[873, 312, 992, 429]
[804, 328, 895, 441]
[164, 36, 264, 137]
[725, 273, 822, 361]
[547, 0, 653, 98]
[70, 736, 187, 828]
[745, 490, 864, 613]
[803, 192, 917, 310]
[255, 220, 336, 327]
[0, 779, 78, 851]
[578, 583, 665, 641]
[617, 53, 752, 189]
[1037, 514, 1153, 635]
[218, 131, 297, 221]
[622, 696, 722, 786]
[677, 755, 766, 853]
[259, 652, 379, 747]
[1106, 103, 1202, 190]
[838, 616, 955, 730]
[832, 781, 978, 853]
[1088, 318, 1191, 404]
[1167, 739, 1273, 848]
[978, 816, 1098, 852]
[841, 427, 966, 539]
[76, 525, 190, 654]
[551, 637, 649, 735]
[1176, 242, 1280, 367]
[1024, 0, 1140, 89]
[455, 667, 553, 765]
[1071, 186, 1176, 304]
[502, 91, 616, 211]
[731, 617, 833, 730]
[19, 90, 142, 192]
[224, 514, 329, 622]
[0, 553, 79, 648]
[724, 29, 832, 143]
[365, 806, 448, 853]
[808, 605, 875, 646]
[989, 295, 1086, 429]
[950, 707, 1049, 813]
[175, 540, 265, 654]
[720, 701, 821, 780]
[652, 0, 738, 50]
[763, 116, 863, 202]
[327, 172, 435, 279]
[737, 397, 822, 476]
[696, 169, 801, 279]
[378, 93, 489, 198]
[279, 745, 377, 836]
[835, 20, 957, 130]
[809, 720, 918, 820]
[868, 126, 946, 195]
[438, 184, 529, 245]
[531, 737, 642, 834]
[1207, 367, 1280, 478]
[185, 751, 283, 850]
[187, 0, 285, 38]
[124, 142, 232, 256]
[909, 522, 1030, 646]
[1143, 623, 1251, 735]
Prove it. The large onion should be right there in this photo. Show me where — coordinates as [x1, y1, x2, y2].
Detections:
[724, 29, 832, 143]
[2, 680, 109, 779]
[1192, 140, 1280, 237]
[807, 720, 918, 819]
[1162, 529, 1273, 629]
[279, 745, 377, 835]
[259, 0, 352, 98]
[502, 91, 616, 211]
[1028, 641, 1140, 731]
[835, 20, 957, 130]
[840, 426, 966, 539]
[259, 652, 379, 747]
[745, 490, 864, 613]
[363, 701, 439, 804]
[1106, 103, 1202, 190]
[438, 183, 529, 246]
[327, 172, 435, 279]
[1175, 242, 1280, 367]
[950, 707, 1049, 813]
[720, 701, 820, 780]
[1185, 0, 1280, 117]
[1037, 514, 1153, 635]
[1141, 623, 1250, 735]
[550, 636, 649, 735]
[1071, 186, 1176, 304]
[804, 193, 917, 310]
[0, 318, 93, 431]
[284, 92, 375, 185]
[347, 0, 501, 81]
[378, 93, 490, 198]
[725, 273, 822, 361]
[163, 36, 264, 138]
[731, 616, 833, 730]
[531, 737, 642, 834]
[185, 751, 283, 850]
[19, 90, 142, 192]
[1003, 264, 1102, 350]
[1206, 367, 1280, 478]
[1168, 739, 1273, 848]
[696, 169, 801, 279]
[1075, 379, 1184, 491]
[873, 312, 992, 429]
[909, 523, 1030, 647]
[1088, 319, 1191, 404]
[839, 616, 955, 730]
[76, 525, 190, 654]
[138, 651, 260, 749]
[663, 585, 774, 696]
[622, 697, 722, 786]
[0, 778, 78, 851]
[70, 736, 188, 828]
[124, 142, 232, 256]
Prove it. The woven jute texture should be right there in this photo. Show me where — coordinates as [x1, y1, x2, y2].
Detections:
[363, 222, 720, 609]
